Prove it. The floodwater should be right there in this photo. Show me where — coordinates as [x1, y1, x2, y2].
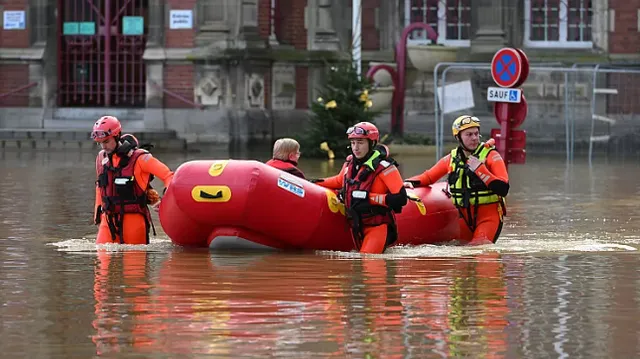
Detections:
[1, 148, 640, 358]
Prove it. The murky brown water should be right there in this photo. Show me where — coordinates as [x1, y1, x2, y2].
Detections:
[1, 148, 640, 358]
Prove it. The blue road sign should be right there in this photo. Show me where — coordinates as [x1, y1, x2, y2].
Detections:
[509, 90, 518, 102]
[491, 48, 523, 88]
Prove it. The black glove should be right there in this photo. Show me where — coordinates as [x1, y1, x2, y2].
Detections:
[94, 205, 102, 225]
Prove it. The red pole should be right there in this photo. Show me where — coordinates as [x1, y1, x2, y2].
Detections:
[104, 0, 111, 106]
[497, 105, 510, 170]
[365, 23, 436, 137]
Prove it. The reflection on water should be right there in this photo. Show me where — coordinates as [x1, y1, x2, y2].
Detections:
[1, 149, 640, 357]
[90, 250, 520, 357]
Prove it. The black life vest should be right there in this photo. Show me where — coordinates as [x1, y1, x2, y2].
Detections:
[341, 148, 398, 248]
[95, 148, 153, 244]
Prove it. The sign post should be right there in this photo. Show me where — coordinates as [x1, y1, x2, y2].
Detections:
[487, 47, 530, 168]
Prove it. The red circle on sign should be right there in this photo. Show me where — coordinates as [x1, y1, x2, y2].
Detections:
[513, 48, 530, 88]
[493, 96, 528, 127]
[491, 48, 523, 88]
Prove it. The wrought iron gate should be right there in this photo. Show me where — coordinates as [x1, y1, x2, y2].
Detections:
[58, 0, 147, 107]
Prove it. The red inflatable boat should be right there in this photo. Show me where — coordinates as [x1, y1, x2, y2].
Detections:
[158, 160, 460, 251]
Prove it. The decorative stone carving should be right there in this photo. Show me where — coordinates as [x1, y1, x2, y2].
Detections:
[246, 73, 265, 108]
[195, 75, 223, 106]
[272, 64, 296, 110]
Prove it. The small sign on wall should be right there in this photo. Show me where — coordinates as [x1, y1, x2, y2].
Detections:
[169, 10, 193, 29]
[3, 10, 26, 30]
[122, 16, 144, 35]
[63, 22, 95, 35]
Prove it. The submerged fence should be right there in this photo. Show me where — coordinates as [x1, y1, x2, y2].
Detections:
[432, 63, 640, 163]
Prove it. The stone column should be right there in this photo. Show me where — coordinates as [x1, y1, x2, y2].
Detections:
[196, 0, 230, 46]
[239, 0, 260, 39]
[30, 0, 50, 107]
[142, 55, 165, 128]
[379, 0, 400, 51]
[307, 0, 339, 50]
[143, 0, 165, 110]
[147, 0, 164, 47]
[591, 0, 609, 52]
[470, 0, 506, 54]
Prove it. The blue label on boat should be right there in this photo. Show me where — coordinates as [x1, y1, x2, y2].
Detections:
[277, 177, 305, 198]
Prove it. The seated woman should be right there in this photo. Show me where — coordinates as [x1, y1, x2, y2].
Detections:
[266, 138, 305, 179]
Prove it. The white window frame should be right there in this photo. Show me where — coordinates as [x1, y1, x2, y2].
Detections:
[524, 0, 593, 48]
[404, 0, 471, 47]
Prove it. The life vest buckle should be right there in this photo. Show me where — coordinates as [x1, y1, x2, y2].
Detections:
[352, 190, 368, 199]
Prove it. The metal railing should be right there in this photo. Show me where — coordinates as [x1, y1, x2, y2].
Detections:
[0, 82, 38, 101]
[149, 80, 205, 110]
[433, 63, 640, 163]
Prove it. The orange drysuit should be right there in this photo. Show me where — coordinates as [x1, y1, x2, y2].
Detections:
[94, 150, 174, 245]
[406, 146, 509, 245]
[317, 153, 407, 254]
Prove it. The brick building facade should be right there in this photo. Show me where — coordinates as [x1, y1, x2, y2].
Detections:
[0, 0, 637, 144]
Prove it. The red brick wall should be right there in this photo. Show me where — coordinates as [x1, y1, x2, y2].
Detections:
[609, 0, 640, 54]
[362, 0, 381, 50]
[0, 64, 30, 106]
[275, 0, 307, 49]
[165, 1, 196, 48]
[347, 0, 380, 50]
[606, 73, 640, 114]
[258, 0, 271, 41]
[0, 0, 30, 48]
[295, 66, 308, 109]
[163, 64, 195, 108]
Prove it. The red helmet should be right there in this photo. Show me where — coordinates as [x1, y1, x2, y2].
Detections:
[91, 116, 122, 142]
[346, 122, 379, 142]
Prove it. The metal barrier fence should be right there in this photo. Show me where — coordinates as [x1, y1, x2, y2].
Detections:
[433, 63, 640, 163]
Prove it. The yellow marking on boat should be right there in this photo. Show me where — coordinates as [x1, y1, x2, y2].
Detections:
[408, 192, 426, 215]
[208, 160, 229, 177]
[326, 190, 345, 216]
[191, 185, 232, 202]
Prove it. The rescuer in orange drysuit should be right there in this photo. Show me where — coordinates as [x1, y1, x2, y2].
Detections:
[314, 122, 408, 254]
[404, 115, 509, 245]
[92, 115, 174, 244]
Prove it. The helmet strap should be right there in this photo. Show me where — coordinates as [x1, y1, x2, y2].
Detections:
[366, 139, 377, 156]
[456, 135, 476, 153]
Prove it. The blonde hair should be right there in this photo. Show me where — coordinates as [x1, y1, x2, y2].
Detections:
[272, 138, 300, 160]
